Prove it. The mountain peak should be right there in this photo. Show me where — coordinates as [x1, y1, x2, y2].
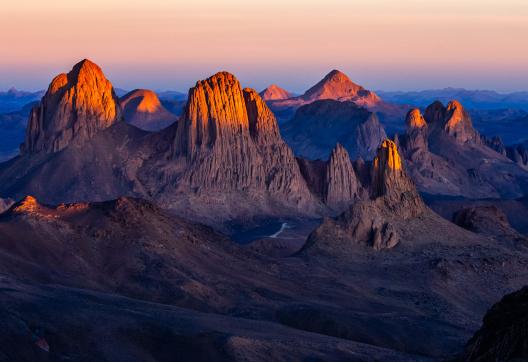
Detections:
[324, 69, 351, 82]
[406, 108, 427, 129]
[174, 71, 249, 156]
[121, 89, 162, 113]
[301, 69, 381, 107]
[259, 84, 292, 101]
[22, 59, 121, 154]
[120, 89, 177, 131]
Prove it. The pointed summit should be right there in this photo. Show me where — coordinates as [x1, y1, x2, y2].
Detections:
[259, 84, 292, 101]
[301, 69, 381, 107]
[324, 143, 361, 211]
[22, 59, 121, 154]
[371, 139, 421, 205]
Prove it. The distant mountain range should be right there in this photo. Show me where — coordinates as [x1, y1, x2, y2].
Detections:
[378, 87, 528, 111]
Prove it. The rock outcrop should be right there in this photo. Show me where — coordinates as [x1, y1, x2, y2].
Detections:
[453, 205, 526, 241]
[259, 84, 292, 101]
[402, 108, 428, 156]
[282, 99, 387, 160]
[463, 287, 528, 361]
[120, 89, 178, 131]
[304, 139, 426, 252]
[157, 72, 320, 220]
[323, 144, 361, 211]
[398, 100, 528, 199]
[22, 59, 122, 154]
[442, 100, 480, 143]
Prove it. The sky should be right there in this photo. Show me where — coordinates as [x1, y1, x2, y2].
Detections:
[1, 0, 527, 93]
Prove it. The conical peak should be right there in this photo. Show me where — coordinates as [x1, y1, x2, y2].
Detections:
[406, 108, 427, 129]
[259, 84, 291, 101]
[121, 89, 162, 113]
[374, 139, 402, 172]
[324, 69, 351, 82]
[301, 69, 380, 106]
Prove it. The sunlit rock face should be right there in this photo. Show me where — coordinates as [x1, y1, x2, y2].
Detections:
[402, 108, 428, 156]
[443, 100, 480, 143]
[301, 69, 381, 107]
[259, 84, 291, 101]
[120, 89, 177, 131]
[423, 100, 480, 144]
[169, 71, 317, 209]
[22, 59, 122, 154]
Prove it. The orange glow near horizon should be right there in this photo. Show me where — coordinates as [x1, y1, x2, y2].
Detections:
[1, 0, 527, 92]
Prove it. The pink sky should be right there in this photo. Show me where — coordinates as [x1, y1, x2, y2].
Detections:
[1, 0, 527, 92]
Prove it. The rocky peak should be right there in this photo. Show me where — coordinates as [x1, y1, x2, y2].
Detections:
[370, 139, 425, 213]
[301, 69, 381, 106]
[423, 101, 446, 126]
[121, 89, 163, 114]
[173, 71, 250, 158]
[423, 100, 479, 143]
[22, 59, 121, 154]
[243, 88, 281, 145]
[403, 108, 428, 154]
[443, 100, 479, 143]
[371, 139, 403, 197]
[324, 144, 361, 211]
[167, 71, 317, 214]
[406, 108, 427, 129]
[259, 84, 292, 101]
[120, 89, 177, 131]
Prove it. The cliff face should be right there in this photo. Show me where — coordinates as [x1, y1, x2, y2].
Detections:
[22, 59, 122, 154]
[161, 72, 319, 219]
[324, 144, 361, 211]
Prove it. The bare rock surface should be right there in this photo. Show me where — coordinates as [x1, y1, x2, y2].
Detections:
[400, 101, 528, 198]
[22, 59, 122, 154]
[463, 286, 528, 361]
